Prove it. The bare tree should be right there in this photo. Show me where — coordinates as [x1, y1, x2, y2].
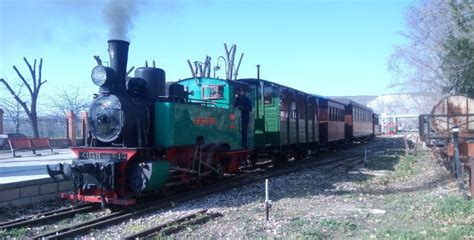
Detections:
[0, 58, 46, 137]
[389, 0, 473, 96]
[187, 43, 244, 80]
[223, 43, 244, 80]
[388, 0, 453, 93]
[0, 85, 26, 134]
[49, 88, 90, 118]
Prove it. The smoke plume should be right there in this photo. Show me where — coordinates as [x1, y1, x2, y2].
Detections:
[103, 0, 139, 40]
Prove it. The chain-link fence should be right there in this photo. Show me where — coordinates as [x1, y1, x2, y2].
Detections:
[3, 117, 84, 139]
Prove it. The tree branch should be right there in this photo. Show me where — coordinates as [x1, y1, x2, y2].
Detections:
[38, 58, 43, 88]
[12, 65, 33, 95]
[23, 57, 37, 90]
[0, 78, 31, 116]
[94, 55, 102, 65]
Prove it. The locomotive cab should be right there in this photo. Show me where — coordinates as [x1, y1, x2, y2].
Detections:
[158, 77, 254, 150]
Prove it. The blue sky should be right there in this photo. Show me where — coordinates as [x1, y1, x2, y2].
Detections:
[0, 0, 412, 100]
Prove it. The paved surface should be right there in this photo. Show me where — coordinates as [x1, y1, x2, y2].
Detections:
[0, 148, 74, 185]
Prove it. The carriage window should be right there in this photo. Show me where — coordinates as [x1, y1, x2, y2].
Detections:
[202, 85, 224, 99]
[315, 107, 319, 121]
[291, 102, 297, 119]
[264, 87, 273, 104]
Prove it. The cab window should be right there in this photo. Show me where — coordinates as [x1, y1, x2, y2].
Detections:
[202, 85, 224, 99]
[264, 86, 273, 104]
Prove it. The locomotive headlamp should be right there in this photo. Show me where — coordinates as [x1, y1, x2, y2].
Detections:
[91, 65, 116, 87]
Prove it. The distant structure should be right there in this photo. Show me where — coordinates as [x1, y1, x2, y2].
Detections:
[334, 93, 444, 133]
[334, 93, 442, 115]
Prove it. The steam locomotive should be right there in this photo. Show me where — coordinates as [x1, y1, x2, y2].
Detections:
[47, 40, 378, 206]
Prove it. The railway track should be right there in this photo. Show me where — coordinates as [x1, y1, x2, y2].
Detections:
[0, 203, 98, 231]
[123, 209, 222, 240]
[30, 141, 389, 239]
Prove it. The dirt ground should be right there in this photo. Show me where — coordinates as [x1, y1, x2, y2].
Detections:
[165, 136, 474, 239]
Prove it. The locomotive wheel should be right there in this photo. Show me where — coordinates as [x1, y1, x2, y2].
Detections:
[248, 152, 258, 166]
[311, 148, 320, 157]
[202, 162, 223, 186]
[274, 152, 289, 168]
[294, 149, 307, 161]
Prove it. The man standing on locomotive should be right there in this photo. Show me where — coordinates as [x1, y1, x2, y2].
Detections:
[234, 88, 252, 149]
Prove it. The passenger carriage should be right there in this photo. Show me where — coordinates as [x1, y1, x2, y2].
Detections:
[343, 100, 374, 141]
[317, 97, 346, 148]
[240, 78, 320, 161]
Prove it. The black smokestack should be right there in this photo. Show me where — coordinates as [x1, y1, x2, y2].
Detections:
[108, 40, 129, 93]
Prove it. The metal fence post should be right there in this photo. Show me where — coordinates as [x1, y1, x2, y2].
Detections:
[364, 148, 367, 164]
[452, 126, 464, 191]
[265, 179, 272, 221]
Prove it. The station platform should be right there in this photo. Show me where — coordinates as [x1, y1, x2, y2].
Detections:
[0, 148, 74, 184]
[0, 148, 75, 207]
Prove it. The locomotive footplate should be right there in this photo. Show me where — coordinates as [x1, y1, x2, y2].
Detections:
[60, 192, 136, 205]
[47, 157, 136, 205]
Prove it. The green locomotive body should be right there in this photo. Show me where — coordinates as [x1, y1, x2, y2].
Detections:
[154, 102, 242, 149]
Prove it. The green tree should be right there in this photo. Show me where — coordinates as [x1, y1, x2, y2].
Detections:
[440, 0, 474, 97]
[441, 36, 474, 96]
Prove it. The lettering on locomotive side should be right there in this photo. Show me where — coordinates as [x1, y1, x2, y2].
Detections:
[194, 117, 217, 125]
[79, 151, 127, 160]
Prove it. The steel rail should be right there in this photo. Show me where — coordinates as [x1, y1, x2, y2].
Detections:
[0, 203, 97, 230]
[123, 209, 208, 240]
